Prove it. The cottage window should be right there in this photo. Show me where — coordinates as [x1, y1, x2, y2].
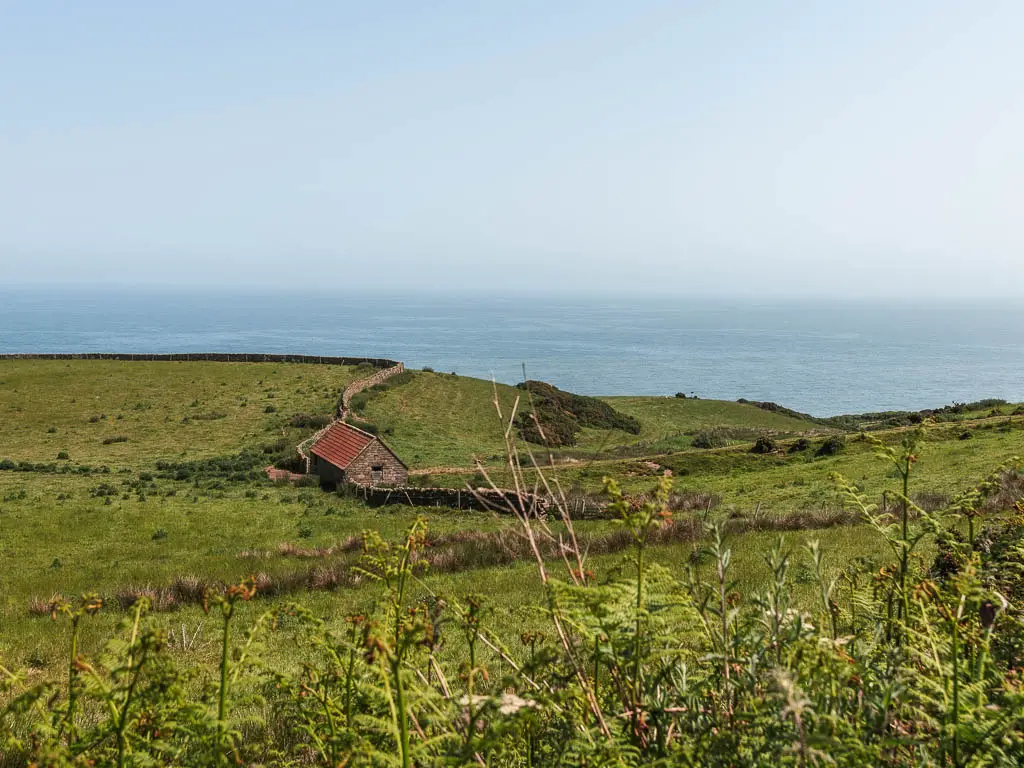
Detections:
[371, 465, 384, 484]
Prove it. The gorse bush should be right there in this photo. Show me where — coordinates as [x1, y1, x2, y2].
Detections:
[288, 412, 332, 429]
[691, 427, 731, 449]
[816, 435, 845, 456]
[3, 424, 1024, 766]
[516, 380, 641, 447]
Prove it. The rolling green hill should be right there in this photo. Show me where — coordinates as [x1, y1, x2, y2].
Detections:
[357, 372, 825, 468]
[0, 359, 360, 465]
[1, 358, 1021, 679]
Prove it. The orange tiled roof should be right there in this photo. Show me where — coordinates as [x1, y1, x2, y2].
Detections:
[309, 422, 375, 469]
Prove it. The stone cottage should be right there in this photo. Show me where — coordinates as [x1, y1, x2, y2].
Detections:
[308, 421, 408, 487]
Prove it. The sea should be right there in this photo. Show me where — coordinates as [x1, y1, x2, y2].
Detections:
[2, 287, 1023, 417]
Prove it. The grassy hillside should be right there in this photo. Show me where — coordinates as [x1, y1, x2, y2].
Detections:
[357, 371, 523, 468]
[574, 395, 824, 452]
[0, 359, 360, 465]
[457, 418, 1024, 509]
[1, 359, 1021, 675]
[358, 372, 825, 468]
[3, 363, 1024, 764]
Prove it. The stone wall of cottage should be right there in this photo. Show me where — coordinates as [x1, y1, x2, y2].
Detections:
[309, 453, 347, 486]
[344, 441, 408, 486]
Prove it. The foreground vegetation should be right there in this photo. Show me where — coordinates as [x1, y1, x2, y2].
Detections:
[3, 427, 1024, 765]
[2, 359, 1023, 764]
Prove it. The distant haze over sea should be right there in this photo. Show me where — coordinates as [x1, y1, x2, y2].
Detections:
[2, 288, 1022, 417]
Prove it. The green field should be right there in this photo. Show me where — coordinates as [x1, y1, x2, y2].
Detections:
[357, 370, 826, 469]
[0, 359, 360, 465]
[1, 359, 1021, 653]
[2, 359, 1024, 764]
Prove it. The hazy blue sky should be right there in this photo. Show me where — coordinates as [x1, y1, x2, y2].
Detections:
[2, 2, 1023, 295]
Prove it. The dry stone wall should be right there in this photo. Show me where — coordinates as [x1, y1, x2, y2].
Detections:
[339, 363, 406, 418]
[351, 484, 550, 516]
[0, 352, 400, 367]
[299, 362, 406, 471]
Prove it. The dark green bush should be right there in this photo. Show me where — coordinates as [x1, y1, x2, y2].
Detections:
[345, 418, 378, 436]
[738, 399, 815, 421]
[515, 380, 641, 447]
[750, 435, 777, 454]
[348, 393, 370, 413]
[289, 413, 332, 429]
[102, 436, 129, 445]
[816, 435, 845, 456]
[692, 428, 730, 449]
[789, 437, 811, 453]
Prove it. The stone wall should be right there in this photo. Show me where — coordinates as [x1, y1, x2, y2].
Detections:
[310, 454, 347, 486]
[338, 362, 406, 418]
[297, 362, 407, 471]
[351, 484, 550, 515]
[345, 440, 408, 486]
[0, 352, 400, 367]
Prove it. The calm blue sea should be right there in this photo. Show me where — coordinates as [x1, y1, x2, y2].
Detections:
[2, 288, 1023, 417]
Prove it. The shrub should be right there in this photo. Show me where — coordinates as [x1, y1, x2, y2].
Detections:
[289, 413, 332, 429]
[750, 436, 777, 454]
[692, 428, 730, 449]
[56, 450, 70, 460]
[739, 400, 815, 421]
[422, 366, 434, 373]
[264, 405, 277, 414]
[674, 392, 687, 399]
[101, 436, 129, 445]
[151, 528, 168, 541]
[154, 451, 265, 482]
[345, 418, 378, 435]
[789, 437, 811, 453]
[815, 435, 845, 456]
[385, 370, 414, 387]
[191, 411, 227, 421]
[515, 380, 641, 447]
[46, 427, 57, 434]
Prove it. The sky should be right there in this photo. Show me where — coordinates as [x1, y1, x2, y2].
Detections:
[1, 1, 1023, 296]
